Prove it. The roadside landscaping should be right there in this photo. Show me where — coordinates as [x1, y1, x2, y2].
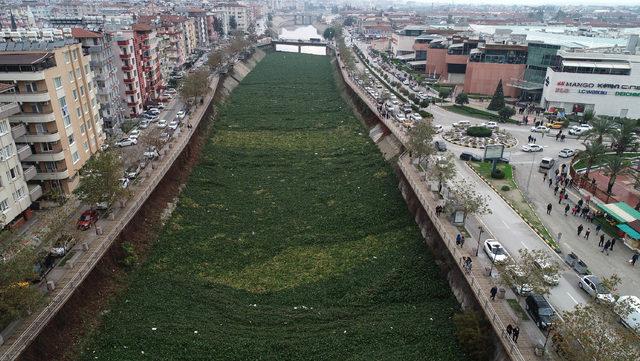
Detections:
[80, 53, 464, 360]
[444, 105, 516, 123]
[469, 162, 558, 250]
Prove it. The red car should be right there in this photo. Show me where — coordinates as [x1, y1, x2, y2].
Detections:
[77, 210, 98, 230]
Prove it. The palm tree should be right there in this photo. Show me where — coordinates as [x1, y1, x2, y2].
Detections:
[610, 120, 638, 155]
[603, 156, 630, 194]
[580, 117, 617, 144]
[575, 142, 607, 185]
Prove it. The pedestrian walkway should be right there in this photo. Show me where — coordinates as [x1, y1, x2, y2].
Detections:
[398, 155, 537, 361]
[0, 76, 220, 361]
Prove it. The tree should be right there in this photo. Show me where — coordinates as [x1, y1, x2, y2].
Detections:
[0, 248, 43, 329]
[575, 142, 607, 181]
[583, 110, 595, 123]
[228, 16, 237, 33]
[406, 120, 436, 162]
[453, 311, 496, 361]
[438, 88, 451, 102]
[498, 106, 516, 122]
[267, 13, 273, 22]
[487, 80, 505, 111]
[74, 149, 125, 209]
[343, 16, 356, 26]
[610, 120, 638, 155]
[496, 249, 560, 296]
[581, 117, 617, 145]
[603, 156, 630, 194]
[429, 153, 457, 191]
[323, 27, 335, 40]
[446, 179, 491, 224]
[454, 92, 469, 106]
[207, 50, 225, 71]
[213, 16, 223, 35]
[179, 69, 209, 104]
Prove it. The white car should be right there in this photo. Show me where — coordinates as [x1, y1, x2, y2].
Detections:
[168, 120, 179, 130]
[410, 113, 422, 122]
[157, 119, 167, 128]
[579, 275, 615, 303]
[120, 177, 130, 189]
[530, 125, 550, 133]
[569, 124, 593, 135]
[395, 112, 407, 121]
[165, 88, 177, 94]
[433, 124, 443, 133]
[139, 120, 150, 129]
[148, 108, 160, 115]
[453, 120, 471, 128]
[615, 295, 640, 334]
[128, 129, 140, 140]
[483, 239, 509, 263]
[482, 121, 498, 129]
[558, 148, 576, 158]
[115, 138, 137, 147]
[521, 144, 543, 152]
[143, 146, 159, 159]
[176, 110, 186, 119]
[385, 102, 395, 112]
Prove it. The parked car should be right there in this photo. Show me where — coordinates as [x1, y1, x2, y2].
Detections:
[157, 119, 168, 128]
[579, 275, 615, 303]
[539, 157, 555, 170]
[159, 131, 171, 142]
[433, 124, 443, 133]
[522, 144, 543, 152]
[144, 146, 159, 159]
[482, 121, 498, 129]
[125, 164, 142, 179]
[402, 103, 413, 113]
[176, 110, 186, 119]
[545, 121, 565, 129]
[558, 148, 576, 158]
[531, 125, 550, 133]
[459, 151, 482, 162]
[569, 124, 592, 135]
[453, 120, 471, 128]
[139, 120, 150, 129]
[168, 120, 179, 130]
[534, 257, 560, 286]
[525, 294, 556, 330]
[128, 129, 140, 140]
[394, 112, 407, 122]
[615, 295, 640, 334]
[504, 264, 533, 296]
[50, 234, 76, 257]
[148, 108, 160, 115]
[434, 140, 447, 152]
[410, 113, 422, 122]
[483, 239, 509, 263]
[76, 210, 98, 230]
[120, 177, 130, 189]
[115, 138, 137, 147]
[385, 102, 395, 112]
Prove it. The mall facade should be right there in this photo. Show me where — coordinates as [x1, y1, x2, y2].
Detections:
[540, 50, 640, 118]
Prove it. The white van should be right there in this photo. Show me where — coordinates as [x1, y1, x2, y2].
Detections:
[539, 157, 555, 170]
[615, 295, 640, 334]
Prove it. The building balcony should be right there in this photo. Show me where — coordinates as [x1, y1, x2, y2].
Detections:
[16, 144, 32, 161]
[28, 184, 42, 202]
[22, 165, 36, 181]
[18, 131, 61, 143]
[0, 91, 50, 103]
[119, 53, 132, 60]
[33, 168, 69, 181]
[122, 65, 134, 71]
[117, 40, 130, 46]
[0, 71, 45, 81]
[9, 112, 56, 123]
[11, 123, 27, 138]
[124, 77, 135, 83]
[26, 151, 65, 162]
[125, 89, 137, 95]
[0, 102, 20, 119]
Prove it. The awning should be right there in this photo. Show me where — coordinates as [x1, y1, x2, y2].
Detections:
[396, 53, 416, 60]
[408, 60, 426, 66]
[562, 60, 631, 70]
[617, 224, 640, 240]
[598, 202, 640, 223]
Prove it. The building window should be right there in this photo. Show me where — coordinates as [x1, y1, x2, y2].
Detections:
[75, 69, 81, 78]
[0, 120, 8, 135]
[54, 76, 63, 89]
[76, 107, 82, 118]
[41, 142, 54, 152]
[68, 71, 74, 82]
[6, 166, 18, 181]
[68, 133, 75, 145]
[80, 124, 86, 134]
[59, 96, 71, 127]
[63, 51, 70, 63]
[25, 82, 38, 93]
[83, 141, 89, 152]
[13, 187, 26, 201]
[30, 103, 43, 113]
[72, 89, 78, 100]
[87, 121, 92, 129]
[80, 85, 85, 96]
[2, 145, 13, 159]
[0, 199, 8, 212]
[84, 64, 89, 73]
[72, 49, 78, 61]
[72, 151, 80, 164]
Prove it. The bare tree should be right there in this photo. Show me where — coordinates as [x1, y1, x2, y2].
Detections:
[446, 179, 491, 225]
[428, 153, 457, 191]
[179, 69, 210, 105]
[496, 249, 560, 296]
[406, 120, 436, 162]
[207, 50, 225, 71]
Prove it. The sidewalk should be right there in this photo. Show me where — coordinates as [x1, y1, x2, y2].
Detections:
[0, 75, 220, 361]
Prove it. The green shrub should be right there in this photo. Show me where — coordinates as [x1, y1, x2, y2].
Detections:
[491, 169, 505, 179]
[500, 185, 510, 191]
[419, 110, 433, 118]
[466, 126, 492, 138]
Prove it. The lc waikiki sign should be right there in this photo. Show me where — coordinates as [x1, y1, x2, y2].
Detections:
[553, 80, 640, 97]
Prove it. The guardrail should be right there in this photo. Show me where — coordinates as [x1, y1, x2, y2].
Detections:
[0, 76, 220, 361]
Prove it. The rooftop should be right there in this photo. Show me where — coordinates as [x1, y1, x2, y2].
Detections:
[0, 52, 52, 66]
[71, 27, 102, 39]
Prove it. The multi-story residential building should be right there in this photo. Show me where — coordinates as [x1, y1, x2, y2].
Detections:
[187, 8, 210, 48]
[0, 83, 40, 228]
[133, 23, 162, 105]
[214, 3, 249, 34]
[112, 31, 144, 117]
[0, 41, 104, 194]
[72, 28, 124, 133]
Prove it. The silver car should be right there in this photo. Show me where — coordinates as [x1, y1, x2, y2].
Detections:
[579, 275, 615, 303]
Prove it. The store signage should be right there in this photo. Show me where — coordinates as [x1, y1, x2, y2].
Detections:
[553, 80, 640, 97]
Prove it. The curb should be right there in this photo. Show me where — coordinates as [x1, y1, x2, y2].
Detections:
[466, 163, 561, 252]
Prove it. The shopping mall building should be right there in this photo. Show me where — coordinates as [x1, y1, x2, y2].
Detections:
[540, 50, 640, 118]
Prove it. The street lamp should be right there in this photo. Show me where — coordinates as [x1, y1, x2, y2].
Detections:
[475, 226, 484, 256]
[488, 247, 498, 277]
[525, 150, 538, 197]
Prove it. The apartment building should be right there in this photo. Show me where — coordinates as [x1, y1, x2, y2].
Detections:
[214, 3, 250, 34]
[112, 31, 143, 117]
[72, 28, 124, 132]
[0, 41, 105, 195]
[0, 83, 40, 228]
[187, 8, 211, 48]
[133, 24, 162, 104]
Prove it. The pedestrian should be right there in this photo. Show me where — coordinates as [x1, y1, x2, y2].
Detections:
[533, 137, 537, 144]
[565, 178, 570, 187]
[595, 224, 602, 234]
[577, 224, 584, 236]
[506, 324, 513, 337]
[543, 172, 547, 182]
[564, 193, 568, 202]
[584, 228, 590, 239]
[547, 203, 552, 215]
[564, 204, 570, 215]
[603, 239, 611, 255]
[572, 206, 578, 215]
[555, 169, 560, 177]
[512, 327, 520, 343]
[554, 185, 559, 195]
[490, 286, 498, 301]
[631, 253, 639, 266]
[581, 207, 589, 218]
[460, 235, 465, 248]
[578, 199, 584, 208]
[456, 233, 462, 246]
[599, 234, 605, 247]
[558, 193, 564, 204]
[561, 134, 566, 142]
[548, 178, 552, 188]
[555, 132, 560, 141]
[610, 237, 616, 251]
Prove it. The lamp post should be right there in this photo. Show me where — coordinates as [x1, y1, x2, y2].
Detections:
[525, 150, 537, 197]
[475, 226, 484, 256]
[488, 248, 498, 277]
